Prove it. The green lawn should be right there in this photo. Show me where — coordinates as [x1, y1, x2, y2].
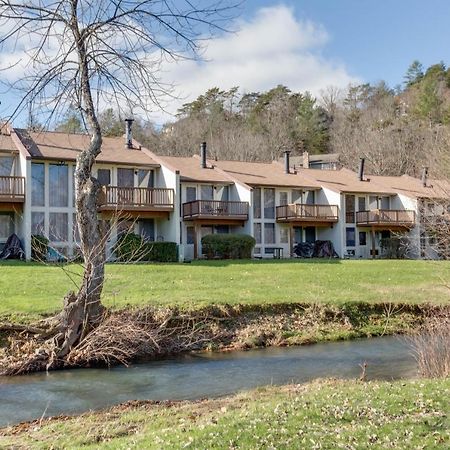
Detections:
[1, 259, 449, 322]
[1, 378, 448, 449]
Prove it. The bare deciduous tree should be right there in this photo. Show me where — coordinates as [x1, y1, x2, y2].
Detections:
[0, 0, 237, 372]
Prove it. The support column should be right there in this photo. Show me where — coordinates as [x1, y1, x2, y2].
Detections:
[193, 222, 200, 259]
[371, 227, 376, 259]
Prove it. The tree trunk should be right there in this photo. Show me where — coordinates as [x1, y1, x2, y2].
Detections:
[48, 3, 107, 367]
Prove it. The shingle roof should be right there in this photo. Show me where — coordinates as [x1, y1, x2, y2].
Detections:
[0, 131, 17, 153]
[213, 160, 321, 189]
[300, 167, 397, 195]
[158, 156, 233, 183]
[371, 174, 450, 200]
[14, 129, 159, 167]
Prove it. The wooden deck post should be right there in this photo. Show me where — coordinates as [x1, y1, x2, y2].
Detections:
[193, 223, 200, 259]
[371, 227, 376, 259]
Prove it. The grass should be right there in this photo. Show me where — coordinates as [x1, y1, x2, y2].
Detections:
[1, 378, 448, 449]
[1, 259, 449, 322]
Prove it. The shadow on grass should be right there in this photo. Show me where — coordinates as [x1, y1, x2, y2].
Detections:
[184, 258, 344, 267]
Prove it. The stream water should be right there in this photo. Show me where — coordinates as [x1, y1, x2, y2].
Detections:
[0, 335, 417, 427]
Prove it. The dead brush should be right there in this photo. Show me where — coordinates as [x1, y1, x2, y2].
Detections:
[410, 307, 450, 378]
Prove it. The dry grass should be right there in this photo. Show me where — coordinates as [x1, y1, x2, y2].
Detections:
[411, 307, 450, 378]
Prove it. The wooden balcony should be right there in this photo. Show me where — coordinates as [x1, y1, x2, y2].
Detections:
[276, 204, 339, 225]
[98, 186, 174, 218]
[183, 200, 249, 224]
[356, 209, 415, 229]
[0, 176, 25, 211]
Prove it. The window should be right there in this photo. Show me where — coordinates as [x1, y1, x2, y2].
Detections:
[31, 163, 45, 206]
[358, 196, 366, 212]
[215, 225, 229, 234]
[186, 227, 195, 245]
[201, 184, 214, 201]
[31, 212, 45, 236]
[117, 168, 134, 187]
[305, 227, 316, 244]
[97, 169, 111, 186]
[304, 190, 315, 205]
[49, 213, 68, 241]
[345, 195, 355, 223]
[280, 227, 289, 244]
[0, 156, 13, 176]
[201, 226, 213, 238]
[294, 226, 302, 243]
[140, 219, 155, 241]
[253, 188, 261, 219]
[253, 223, 262, 244]
[138, 170, 153, 188]
[346, 227, 356, 247]
[264, 223, 275, 244]
[217, 186, 229, 201]
[0, 213, 13, 239]
[264, 247, 275, 255]
[186, 186, 197, 203]
[254, 247, 261, 254]
[264, 188, 275, 219]
[49, 164, 68, 207]
[369, 195, 378, 210]
[380, 196, 390, 210]
[279, 191, 288, 206]
[359, 231, 367, 246]
[117, 220, 134, 237]
[292, 189, 302, 204]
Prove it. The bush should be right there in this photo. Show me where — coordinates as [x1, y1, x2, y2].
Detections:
[380, 237, 408, 259]
[114, 233, 177, 262]
[31, 235, 49, 261]
[201, 234, 256, 259]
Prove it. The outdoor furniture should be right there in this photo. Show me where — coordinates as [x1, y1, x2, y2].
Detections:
[273, 247, 284, 259]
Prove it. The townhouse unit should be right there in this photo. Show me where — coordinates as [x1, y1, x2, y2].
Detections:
[1, 122, 448, 261]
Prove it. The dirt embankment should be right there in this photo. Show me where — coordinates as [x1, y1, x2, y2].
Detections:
[0, 302, 443, 373]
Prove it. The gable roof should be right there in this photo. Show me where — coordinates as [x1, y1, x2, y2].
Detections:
[0, 130, 18, 154]
[14, 129, 159, 167]
[213, 160, 320, 189]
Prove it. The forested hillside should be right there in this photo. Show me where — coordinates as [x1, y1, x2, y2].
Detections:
[51, 61, 450, 177]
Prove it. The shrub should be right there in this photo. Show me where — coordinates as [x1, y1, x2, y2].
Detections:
[114, 233, 177, 262]
[31, 235, 49, 262]
[201, 234, 256, 259]
[380, 237, 408, 259]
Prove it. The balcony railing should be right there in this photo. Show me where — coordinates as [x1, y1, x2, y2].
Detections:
[99, 186, 174, 210]
[356, 209, 415, 227]
[183, 200, 249, 221]
[0, 176, 25, 201]
[276, 204, 339, 223]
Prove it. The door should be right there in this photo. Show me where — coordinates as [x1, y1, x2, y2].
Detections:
[117, 168, 134, 204]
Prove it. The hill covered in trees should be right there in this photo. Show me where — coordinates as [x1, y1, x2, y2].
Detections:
[51, 61, 450, 178]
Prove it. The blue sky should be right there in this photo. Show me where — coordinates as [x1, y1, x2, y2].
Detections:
[244, 0, 449, 88]
[1, 1, 449, 125]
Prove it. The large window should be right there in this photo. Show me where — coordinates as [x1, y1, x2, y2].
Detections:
[186, 226, 195, 244]
[292, 189, 302, 204]
[304, 190, 315, 205]
[380, 196, 390, 209]
[186, 186, 197, 202]
[0, 156, 14, 176]
[97, 169, 111, 186]
[264, 223, 275, 244]
[358, 196, 366, 212]
[279, 191, 288, 206]
[305, 227, 316, 243]
[345, 195, 355, 223]
[49, 164, 68, 207]
[253, 188, 261, 219]
[49, 213, 68, 241]
[253, 223, 262, 244]
[200, 184, 214, 201]
[139, 219, 154, 241]
[117, 168, 134, 187]
[217, 185, 229, 201]
[31, 212, 45, 235]
[0, 213, 13, 239]
[31, 163, 45, 206]
[346, 227, 356, 247]
[264, 188, 275, 219]
[138, 170, 153, 188]
[280, 227, 289, 244]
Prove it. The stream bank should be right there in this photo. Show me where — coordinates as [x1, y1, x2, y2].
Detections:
[0, 302, 439, 373]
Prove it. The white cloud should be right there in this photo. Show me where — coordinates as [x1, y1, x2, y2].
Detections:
[149, 5, 360, 124]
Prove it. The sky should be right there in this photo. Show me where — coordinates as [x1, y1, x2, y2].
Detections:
[1, 0, 450, 126]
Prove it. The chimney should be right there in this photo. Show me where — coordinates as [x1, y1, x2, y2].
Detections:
[421, 167, 429, 187]
[358, 157, 365, 181]
[302, 151, 309, 169]
[200, 142, 207, 168]
[125, 119, 134, 149]
[283, 150, 291, 174]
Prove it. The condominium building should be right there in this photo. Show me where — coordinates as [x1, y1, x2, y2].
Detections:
[1, 122, 448, 261]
